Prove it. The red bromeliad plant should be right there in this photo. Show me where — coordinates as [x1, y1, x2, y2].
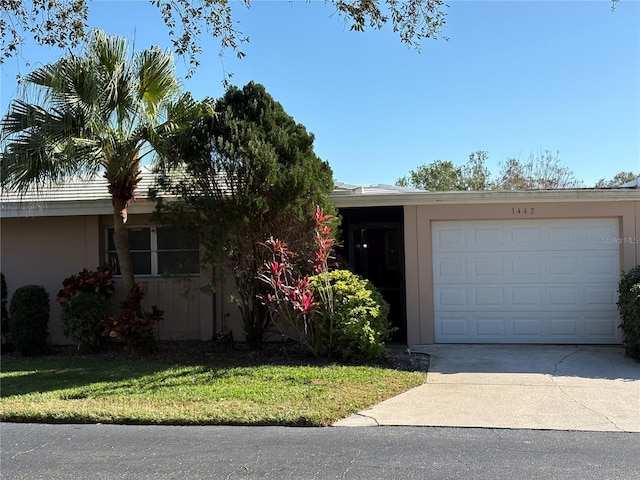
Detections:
[259, 237, 319, 354]
[312, 206, 336, 274]
[259, 206, 336, 356]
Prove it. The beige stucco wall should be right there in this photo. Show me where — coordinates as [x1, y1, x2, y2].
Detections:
[1, 215, 100, 344]
[403, 200, 640, 345]
[3, 193, 638, 347]
[0, 213, 218, 345]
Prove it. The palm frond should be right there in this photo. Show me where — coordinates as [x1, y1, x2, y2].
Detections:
[88, 30, 129, 76]
[2, 129, 101, 192]
[136, 47, 180, 120]
[1, 28, 189, 197]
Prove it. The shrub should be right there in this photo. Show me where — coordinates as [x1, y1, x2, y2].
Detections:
[57, 267, 114, 350]
[310, 269, 393, 363]
[259, 206, 337, 357]
[618, 265, 640, 360]
[1, 273, 8, 344]
[102, 286, 163, 354]
[61, 292, 111, 351]
[8, 285, 50, 356]
[56, 266, 114, 304]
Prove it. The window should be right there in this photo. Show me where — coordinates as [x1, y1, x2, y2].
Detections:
[106, 226, 199, 276]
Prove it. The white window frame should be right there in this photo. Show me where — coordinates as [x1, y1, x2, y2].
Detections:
[105, 226, 199, 277]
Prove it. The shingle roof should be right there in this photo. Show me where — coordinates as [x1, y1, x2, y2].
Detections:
[0, 166, 157, 204]
[1, 172, 421, 207]
[2, 169, 638, 218]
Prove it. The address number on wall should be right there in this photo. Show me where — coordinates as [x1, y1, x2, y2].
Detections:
[511, 207, 535, 215]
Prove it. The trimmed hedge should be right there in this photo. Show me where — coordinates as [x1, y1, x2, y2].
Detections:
[618, 265, 640, 360]
[57, 267, 114, 350]
[61, 292, 111, 351]
[1, 273, 8, 344]
[9, 285, 50, 356]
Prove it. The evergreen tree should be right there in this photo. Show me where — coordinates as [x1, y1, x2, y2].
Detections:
[156, 81, 334, 348]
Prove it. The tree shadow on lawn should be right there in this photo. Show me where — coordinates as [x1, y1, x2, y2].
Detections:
[0, 355, 176, 397]
[1, 341, 424, 398]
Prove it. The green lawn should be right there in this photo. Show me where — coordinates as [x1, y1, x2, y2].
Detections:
[0, 350, 425, 426]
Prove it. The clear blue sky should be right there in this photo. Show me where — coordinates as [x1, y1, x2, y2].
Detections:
[1, 1, 639, 186]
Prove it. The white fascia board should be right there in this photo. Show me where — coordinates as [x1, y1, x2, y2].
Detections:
[330, 188, 640, 208]
[2, 188, 637, 218]
[0, 199, 157, 218]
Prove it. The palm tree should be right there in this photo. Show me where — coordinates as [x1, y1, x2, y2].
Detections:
[1, 30, 184, 294]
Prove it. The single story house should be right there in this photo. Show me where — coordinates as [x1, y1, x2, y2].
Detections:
[2, 170, 638, 346]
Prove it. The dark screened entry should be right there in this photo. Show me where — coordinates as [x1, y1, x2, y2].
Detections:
[338, 206, 406, 344]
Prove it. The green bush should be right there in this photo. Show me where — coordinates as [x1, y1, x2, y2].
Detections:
[310, 269, 393, 362]
[1, 273, 8, 344]
[618, 265, 640, 360]
[8, 285, 50, 356]
[61, 292, 111, 351]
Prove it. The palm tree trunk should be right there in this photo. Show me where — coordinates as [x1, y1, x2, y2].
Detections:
[112, 195, 136, 294]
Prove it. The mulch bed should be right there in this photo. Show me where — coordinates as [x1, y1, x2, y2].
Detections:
[13, 339, 430, 374]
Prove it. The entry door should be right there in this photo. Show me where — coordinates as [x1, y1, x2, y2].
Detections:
[351, 225, 406, 342]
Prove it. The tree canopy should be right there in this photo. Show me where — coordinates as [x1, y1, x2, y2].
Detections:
[1, 0, 447, 76]
[396, 151, 586, 191]
[595, 171, 639, 188]
[396, 151, 490, 191]
[155, 81, 334, 347]
[492, 151, 582, 190]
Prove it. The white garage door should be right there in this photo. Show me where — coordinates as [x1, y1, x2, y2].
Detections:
[432, 219, 621, 344]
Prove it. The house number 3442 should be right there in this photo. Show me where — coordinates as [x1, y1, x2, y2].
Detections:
[511, 207, 535, 215]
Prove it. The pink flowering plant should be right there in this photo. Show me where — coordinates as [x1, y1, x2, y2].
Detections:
[259, 206, 336, 356]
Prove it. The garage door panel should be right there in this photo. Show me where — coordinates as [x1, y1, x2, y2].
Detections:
[435, 253, 618, 285]
[585, 315, 617, 337]
[584, 286, 617, 307]
[548, 287, 578, 306]
[435, 256, 466, 277]
[476, 315, 506, 337]
[432, 219, 621, 344]
[474, 227, 504, 246]
[512, 316, 543, 337]
[474, 257, 503, 276]
[437, 312, 619, 343]
[511, 226, 540, 244]
[548, 315, 579, 337]
[511, 257, 541, 277]
[437, 314, 470, 337]
[436, 284, 617, 313]
[435, 222, 619, 253]
[547, 225, 576, 243]
[511, 287, 542, 306]
[548, 255, 577, 276]
[475, 287, 503, 306]
[435, 227, 467, 249]
[582, 255, 618, 278]
[435, 286, 467, 307]
[586, 224, 619, 243]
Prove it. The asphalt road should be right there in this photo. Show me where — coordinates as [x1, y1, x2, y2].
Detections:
[1, 423, 639, 479]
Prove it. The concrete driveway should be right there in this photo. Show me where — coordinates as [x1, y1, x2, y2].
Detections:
[334, 345, 640, 432]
